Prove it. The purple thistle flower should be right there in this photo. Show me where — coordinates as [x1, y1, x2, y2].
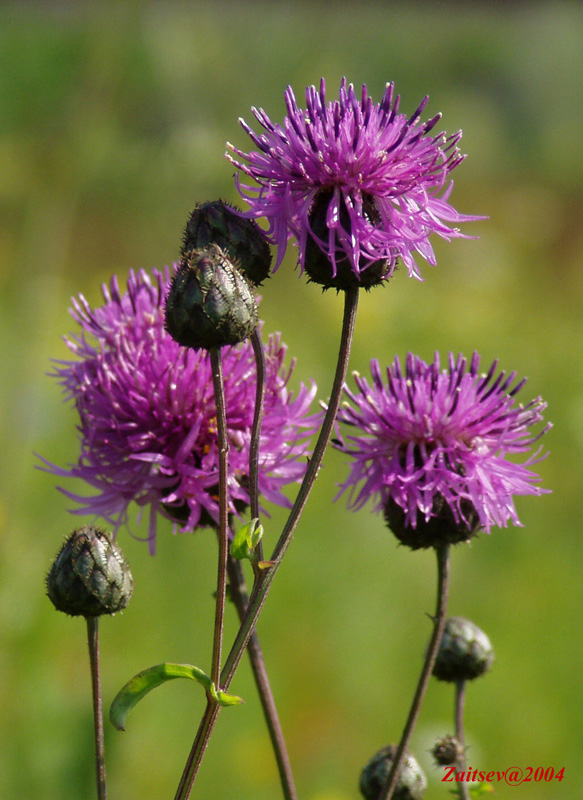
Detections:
[227, 78, 482, 285]
[41, 266, 318, 554]
[335, 352, 550, 543]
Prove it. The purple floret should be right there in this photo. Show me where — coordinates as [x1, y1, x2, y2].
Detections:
[227, 78, 482, 281]
[335, 352, 550, 534]
[42, 266, 318, 553]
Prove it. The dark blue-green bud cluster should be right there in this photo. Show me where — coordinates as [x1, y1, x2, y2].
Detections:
[182, 201, 271, 286]
[46, 526, 133, 618]
[433, 616, 494, 682]
[165, 244, 258, 350]
[359, 744, 427, 800]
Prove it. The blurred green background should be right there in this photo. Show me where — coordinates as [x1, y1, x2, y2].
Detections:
[1, 2, 582, 798]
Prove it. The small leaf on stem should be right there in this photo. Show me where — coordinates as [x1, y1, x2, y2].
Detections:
[231, 518, 263, 561]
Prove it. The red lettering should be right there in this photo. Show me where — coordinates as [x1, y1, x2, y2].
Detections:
[478, 772, 486, 782]
[486, 772, 494, 781]
[442, 766, 456, 782]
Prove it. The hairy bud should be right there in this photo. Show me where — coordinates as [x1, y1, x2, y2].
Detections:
[431, 735, 464, 767]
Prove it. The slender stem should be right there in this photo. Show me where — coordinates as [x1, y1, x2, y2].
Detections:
[379, 543, 451, 800]
[227, 553, 297, 800]
[249, 328, 266, 565]
[86, 616, 107, 800]
[454, 680, 471, 800]
[174, 286, 359, 800]
[209, 347, 229, 689]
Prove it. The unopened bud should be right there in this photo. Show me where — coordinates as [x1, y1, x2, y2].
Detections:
[360, 744, 427, 800]
[431, 735, 464, 767]
[433, 617, 494, 682]
[182, 200, 271, 285]
[165, 244, 258, 350]
[47, 526, 133, 617]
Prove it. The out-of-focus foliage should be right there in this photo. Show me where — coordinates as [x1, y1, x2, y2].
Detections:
[1, 2, 581, 799]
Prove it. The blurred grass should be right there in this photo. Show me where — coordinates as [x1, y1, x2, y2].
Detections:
[1, 1, 582, 798]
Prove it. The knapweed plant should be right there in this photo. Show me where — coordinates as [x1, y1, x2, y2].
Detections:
[43, 79, 550, 800]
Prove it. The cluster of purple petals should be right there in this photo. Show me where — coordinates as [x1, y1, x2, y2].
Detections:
[228, 78, 482, 280]
[42, 267, 318, 553]
[335, 352, 550, 533]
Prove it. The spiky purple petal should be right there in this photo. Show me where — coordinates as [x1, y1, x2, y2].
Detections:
[227, 78, 483, 280]
[335, 352, 550, 533]
[42, 266, 319, 553]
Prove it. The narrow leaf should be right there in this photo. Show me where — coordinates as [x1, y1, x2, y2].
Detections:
[110, 662, 211, 731]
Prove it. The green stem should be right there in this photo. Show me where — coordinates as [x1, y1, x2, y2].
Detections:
[227, 554, 297, 800]
[379, 543, 451, 800]
[454, 680, 471, 800]
[174, 286, 359, 800]
[209, 347, 229, 689]
[86, 616, 107, 800]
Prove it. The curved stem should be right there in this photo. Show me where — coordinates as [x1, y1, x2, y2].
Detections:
[249, 328, 266, 566]
[86, 616, 107, 800]
[174, 286, 359, 800]
[454, 680, 471, 800]
[379, 542, 451, 800]
[227, 554, 297, 800]
[209, 347, 229, 689]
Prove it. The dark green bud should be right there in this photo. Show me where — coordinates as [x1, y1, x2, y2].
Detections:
[47, 526, 133, 617]
[360, 744, 427, 800]
[165, 244, 258, 350]
[384, 494, 480, 551]
[431, 735, 464, 767]
[305, 190, 391, 291]
[433, 617, 494, 682]
[182, 201, 272, 285]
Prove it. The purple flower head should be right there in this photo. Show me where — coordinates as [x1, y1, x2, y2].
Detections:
[41, 267, 318, 554]
[227, 78, 482, 287]
[335, 353, 550, 544]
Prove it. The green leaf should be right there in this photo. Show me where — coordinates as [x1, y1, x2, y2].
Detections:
[109, 662, 212, 731]
[231, 518, 263, 561]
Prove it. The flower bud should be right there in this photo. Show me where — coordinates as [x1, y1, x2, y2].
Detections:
[182, 200, 272, 285]
[304, 190, 391, 290]
[431, 735, 464, 767]
[433, 617, 494, 682]
[383, 494, 480, 551]
[165, 244, 258, 350]
[360, 744, 427, 800]
[47, 526, 133, 617]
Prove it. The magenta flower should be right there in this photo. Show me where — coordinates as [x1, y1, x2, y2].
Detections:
[41, 267, 318, 554]
[335, 353, 550, 545]
[227, 78, 481, 287]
